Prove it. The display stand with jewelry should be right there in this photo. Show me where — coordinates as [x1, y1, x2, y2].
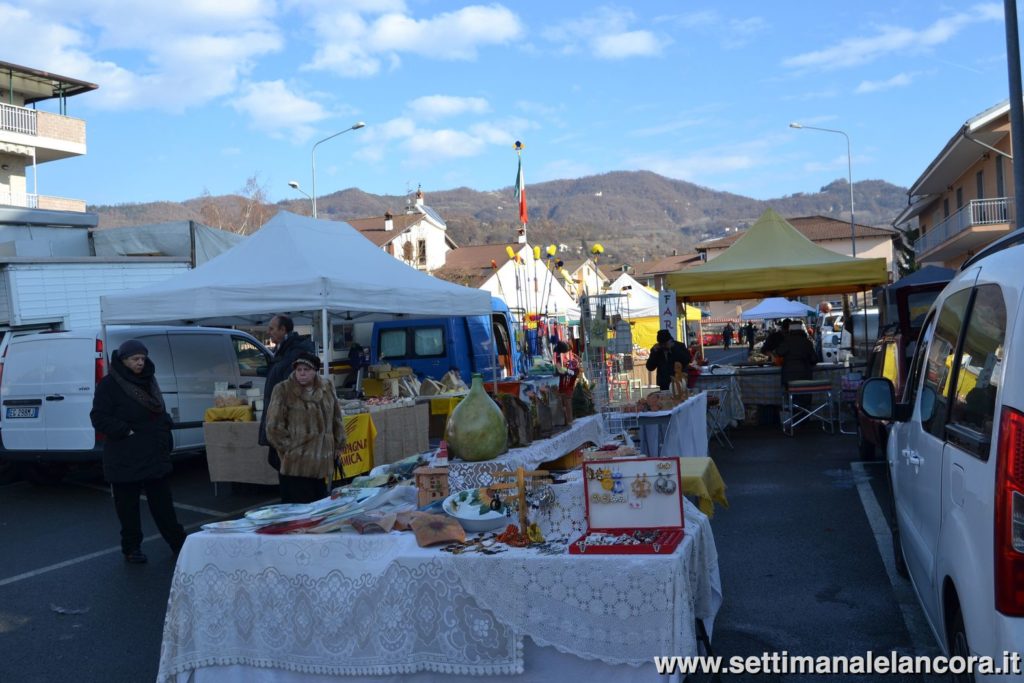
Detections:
[484, 467, 556, 545]
[569, 456, 684, 554]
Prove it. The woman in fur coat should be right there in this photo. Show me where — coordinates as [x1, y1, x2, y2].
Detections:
[265, 352, 346, 503]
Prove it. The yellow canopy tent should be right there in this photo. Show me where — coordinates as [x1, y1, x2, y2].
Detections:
[664, 208, 889, 300]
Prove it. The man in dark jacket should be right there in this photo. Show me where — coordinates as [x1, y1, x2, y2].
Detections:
[761, 319, 789, 355]
[775, 323, 819, 409]
[645, 329, 692, 390]
[90, 339, 186, 564]
[258, 315, 316, 470]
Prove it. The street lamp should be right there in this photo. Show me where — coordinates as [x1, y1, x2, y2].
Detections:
[287, 180, 314, 214]
[311, 121, 365, 218]
[789, 122, 856, 257]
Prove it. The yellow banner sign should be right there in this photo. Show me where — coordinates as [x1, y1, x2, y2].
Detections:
[337, 413, 377, 479]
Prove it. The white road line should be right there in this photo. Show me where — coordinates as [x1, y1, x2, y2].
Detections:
[851, 461, 944, 666]
[0, 500, 278, 587]
[65, 479, 264, 517]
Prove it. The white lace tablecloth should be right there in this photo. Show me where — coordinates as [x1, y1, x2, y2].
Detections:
[157, 483, 721, 682]
[448, 414, 608, 491]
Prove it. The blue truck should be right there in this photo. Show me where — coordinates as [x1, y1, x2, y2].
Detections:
[370, 298, 523, 382]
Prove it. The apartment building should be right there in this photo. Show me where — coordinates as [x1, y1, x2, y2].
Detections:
[894, 100, 1017, 268]
[1, 60, 96, 217]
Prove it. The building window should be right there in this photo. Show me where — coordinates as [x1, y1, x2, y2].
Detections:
[416, 239, 427, 266]
[386, 242, 394, 256]
[996, 156, 1005, 197]
[943, 199, 949, 219]
[956, 187, 963, 210]
[976, 170, 984, 200]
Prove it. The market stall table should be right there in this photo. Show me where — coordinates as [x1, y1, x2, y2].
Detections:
[734, 362, 866, 409]
[203, 421, 277, 487]
[156, 488, 721, 683]
[607, 392, 708, 458]
[679, 457, 729, 518]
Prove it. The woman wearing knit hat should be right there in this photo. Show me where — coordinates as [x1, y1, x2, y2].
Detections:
[264, 351, 347, 503]
[89, 339, 186, 564]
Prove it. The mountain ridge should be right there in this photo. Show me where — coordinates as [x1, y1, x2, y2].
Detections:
[90, 170, 909, 266]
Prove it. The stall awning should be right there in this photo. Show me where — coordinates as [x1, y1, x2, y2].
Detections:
[665, 209, 888, 300]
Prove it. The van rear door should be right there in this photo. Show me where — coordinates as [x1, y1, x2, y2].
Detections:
[1, 335, 95, 451]
[168, 332, 239, 449]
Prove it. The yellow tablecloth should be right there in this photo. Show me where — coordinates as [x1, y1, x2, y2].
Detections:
[429, 395, 464, 416]
[679, 456, 729, 518]
[203, 405, 254, 422]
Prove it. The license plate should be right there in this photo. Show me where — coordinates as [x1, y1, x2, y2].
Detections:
[6, 407, 39, 419]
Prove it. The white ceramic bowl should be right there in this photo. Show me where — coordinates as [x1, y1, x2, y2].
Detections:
[442, 490, 510, 533]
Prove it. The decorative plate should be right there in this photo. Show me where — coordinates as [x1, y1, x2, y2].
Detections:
[201, 518, 261, 533]
[442, 489, 509, 533]
[244, 503, 316, 522]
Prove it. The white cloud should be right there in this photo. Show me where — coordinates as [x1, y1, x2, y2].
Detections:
[629, 119, 707, 138]
[544, 7, 667, 59]
[230, 80, 331, 141]
[306, 4, 523, 76]
[404, 129, 485, 157]
[722, 17, 768, 49]
[594, 31, 662, 59]
[783, 3, 1003, 71]
[0, 1, 281, 112]
[407, 95, 490, 120]
[855, 73, 913, 94]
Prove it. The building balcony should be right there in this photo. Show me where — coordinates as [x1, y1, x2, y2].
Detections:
[915, 197, 1015, 263]
[0, 189, 86, 213]
[0, 102, 87, 162]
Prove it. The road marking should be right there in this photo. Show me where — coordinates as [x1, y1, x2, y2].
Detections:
[851, 461, 944, 667]
[0, 500, 278, 587]
[65, 479, 254, 517]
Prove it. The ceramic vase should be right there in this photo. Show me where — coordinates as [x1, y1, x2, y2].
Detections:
[444, 374, 508, 461]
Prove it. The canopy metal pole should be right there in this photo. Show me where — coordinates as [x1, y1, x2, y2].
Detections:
[321, 308, 330, 381]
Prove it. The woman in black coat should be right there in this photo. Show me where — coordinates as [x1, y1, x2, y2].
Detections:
[90, 339, 186, 564]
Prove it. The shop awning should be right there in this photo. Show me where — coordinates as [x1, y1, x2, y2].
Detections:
[664, 209, 889, 300]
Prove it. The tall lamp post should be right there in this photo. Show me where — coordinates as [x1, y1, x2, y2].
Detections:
[287, 180, 314, 215]
[311, 122, 366, 218]
[789, 122, 856, 257]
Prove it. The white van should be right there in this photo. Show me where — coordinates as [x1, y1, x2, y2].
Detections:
[0, 326, 271, 468]
[858, 230, 1024, 678]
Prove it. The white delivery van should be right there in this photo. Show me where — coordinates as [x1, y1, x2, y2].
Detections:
[858, 230, 1024, 678]
[0, 326, 271, 469]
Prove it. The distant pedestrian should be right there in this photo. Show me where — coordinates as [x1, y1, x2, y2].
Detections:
[90, 339, 186, 564]
[259, 314, 315, 471]
[745, 322, 756, 351]
[722, 323, 734, 350]
[265, 352, 346, 504]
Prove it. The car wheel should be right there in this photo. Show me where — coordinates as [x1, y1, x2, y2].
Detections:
[948, 608, 974, 683]
[886, 470, 909, 578]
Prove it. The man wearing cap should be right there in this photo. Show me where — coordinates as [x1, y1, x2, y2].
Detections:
[259, 314, 315, 470]
[645, 330, 692, 391]
[265, 352, 347, 503]
[90, 339, 187, 564]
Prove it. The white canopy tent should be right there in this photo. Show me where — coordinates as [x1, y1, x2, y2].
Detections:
[607, 273, 659, 317]
[739, 297, 816, 320]
[100, 211, 492, 371]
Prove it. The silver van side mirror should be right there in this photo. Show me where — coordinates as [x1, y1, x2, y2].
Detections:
[858, 377, 896, 420]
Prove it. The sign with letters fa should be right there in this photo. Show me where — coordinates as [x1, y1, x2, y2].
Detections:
[659, 290, 677, 338]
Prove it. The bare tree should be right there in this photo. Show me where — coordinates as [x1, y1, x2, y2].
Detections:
[197, 188, 225, 230]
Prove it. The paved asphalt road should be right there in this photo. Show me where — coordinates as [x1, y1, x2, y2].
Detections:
[0, 420, 945, 682]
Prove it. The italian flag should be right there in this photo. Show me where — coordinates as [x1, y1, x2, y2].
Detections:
[514, 156, 528, 225]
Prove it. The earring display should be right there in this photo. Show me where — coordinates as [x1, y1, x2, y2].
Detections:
[570, 456, 685, 555]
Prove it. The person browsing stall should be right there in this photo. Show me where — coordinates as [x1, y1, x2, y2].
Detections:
[90, 339, 187, 564]
[645, 329, 692, 391]
[265, 352, 346, 504]
[259, 314, 315, 471]
[775, 321, 819, 393]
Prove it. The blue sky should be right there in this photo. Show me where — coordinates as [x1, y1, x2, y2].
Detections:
[1, 1, 1014, 207]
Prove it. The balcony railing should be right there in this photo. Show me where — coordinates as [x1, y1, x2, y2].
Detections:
[0, 102, 38, 136]
[915, 197, 1014, 255]
[0, 189, 39, 208]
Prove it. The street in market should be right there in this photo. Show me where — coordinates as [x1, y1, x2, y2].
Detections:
[0, 425, 944, 683]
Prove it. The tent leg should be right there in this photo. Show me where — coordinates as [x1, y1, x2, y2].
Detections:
[321, 308, 330, 382]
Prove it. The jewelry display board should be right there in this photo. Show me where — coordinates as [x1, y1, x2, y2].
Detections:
[570, 456, 684, 554]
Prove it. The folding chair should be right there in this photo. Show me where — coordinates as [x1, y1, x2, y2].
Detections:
[705, 386, 733, 449]
[781, 379, 835, 436]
